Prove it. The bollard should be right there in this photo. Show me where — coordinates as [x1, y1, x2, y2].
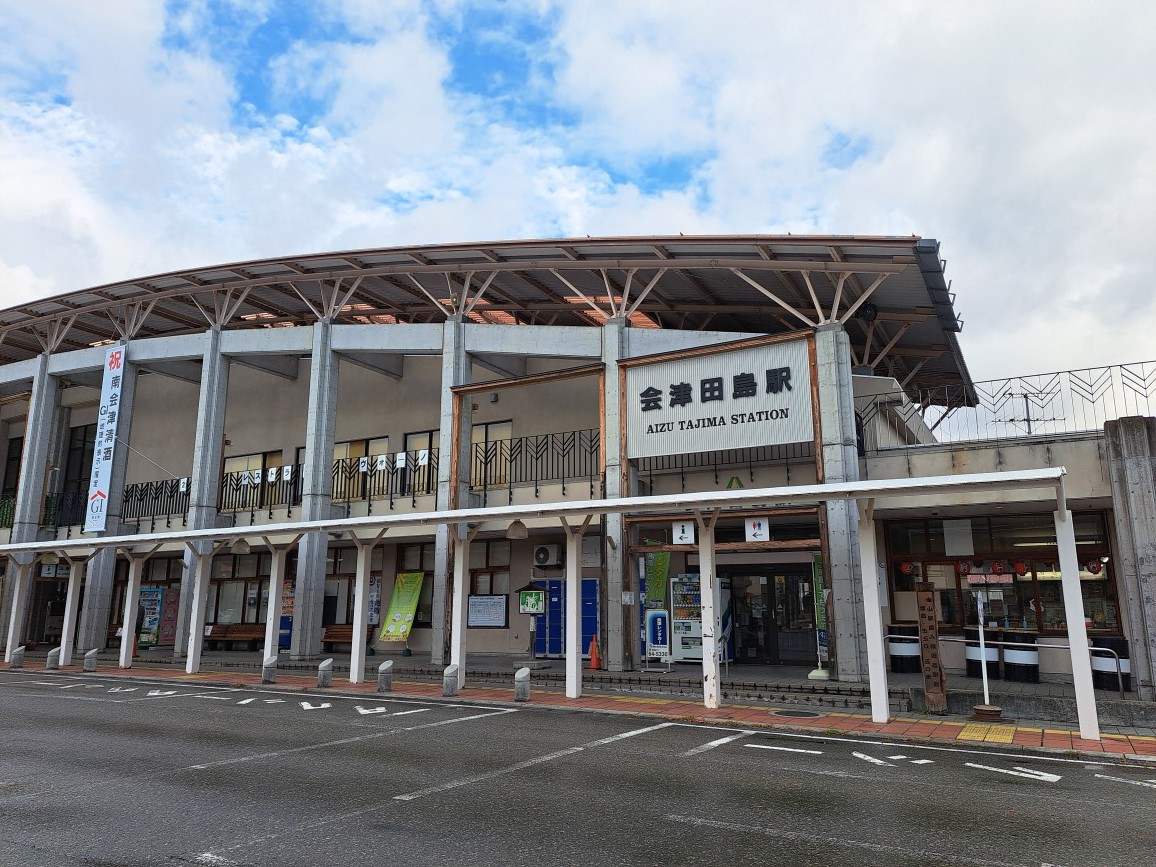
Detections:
[317, 658, 333, 688]
[262, 655, 278, 685]
[377, 660, 394, 693]
[83, 649, 98, 672]
[514, 666, 531, 702]
[443, 664, 459, 697]
[46, 648, 60, 671]
[10, 646, 25, 669]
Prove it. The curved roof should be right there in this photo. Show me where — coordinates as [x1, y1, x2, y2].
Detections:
[0, 234, 970, 390]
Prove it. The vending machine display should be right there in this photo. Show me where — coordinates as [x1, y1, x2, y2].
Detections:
[669, 574, 731, 662]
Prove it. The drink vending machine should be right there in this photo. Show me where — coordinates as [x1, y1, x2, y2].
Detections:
[669, 574, 732, 662]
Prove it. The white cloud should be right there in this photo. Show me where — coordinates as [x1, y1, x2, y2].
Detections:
[0, 1, 1153, 383]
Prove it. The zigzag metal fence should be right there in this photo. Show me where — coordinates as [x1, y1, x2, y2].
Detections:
[857, 360, 1156, 449]
[121, 478, 190, 530]
[331, 449, 439, 512]
[472, 429, 601, 506]
[219, 465, 304, 517]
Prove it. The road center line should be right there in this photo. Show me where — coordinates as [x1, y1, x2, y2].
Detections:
[1093, 773, 1156, 790]
[682, 731, 754, 756]
[664, 815, 1035, 867]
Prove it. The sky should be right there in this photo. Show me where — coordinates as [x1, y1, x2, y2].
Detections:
[1, 0, 1154, 382]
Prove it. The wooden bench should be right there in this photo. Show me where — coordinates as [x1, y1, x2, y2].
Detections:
[322, 624, 358, 652]
[205, 623, 265, 651]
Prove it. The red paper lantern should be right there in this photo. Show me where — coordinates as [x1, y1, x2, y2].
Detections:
[991, 560, 1007, 575]
[899, 562, 915, 576]
[1012, 561, 1028, 576]
[955, 561, 971, 576]
[1085, 560, 1103, 575]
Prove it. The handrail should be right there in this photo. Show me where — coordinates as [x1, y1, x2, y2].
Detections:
[886, 632, 1127, 700]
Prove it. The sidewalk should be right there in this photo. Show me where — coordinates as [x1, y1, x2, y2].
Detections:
[9, 653, 1156, 764]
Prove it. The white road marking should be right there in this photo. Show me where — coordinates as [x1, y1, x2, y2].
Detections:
[355, 705, 390, 715]
[194, 695, 231, 701]
[108, 687, 137, 693]
[186, 709, 511, 771]
[299, 701, 331, 710]
[965, 763, 1062, 783]
[888, 754, 908, 759]
[390, 708, 429, 717]
[682, 731, 754, 757]
[394, 722, 673, 802]
[910, 759, 935, 765]
[583, 722, 674, 748]
[236, 698, 255, 705]
[263, 699, 285, 703]
[745, 744, 823, 755]
[147, 689, 177, 696]
[664, 815, 1034, 867]
[1093, 773, 1156, 790]
[852, 751, 894, 767]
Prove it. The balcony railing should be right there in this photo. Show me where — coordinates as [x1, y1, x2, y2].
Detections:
[331, 449, 439, 512]
[219, 465, 304, 517]
[472, 429, 600, 505]
[42, 490, 87, 528]
[121, 478, 191, 530]
[637, 441, 817, 493]
[857, 360, 1156, 450]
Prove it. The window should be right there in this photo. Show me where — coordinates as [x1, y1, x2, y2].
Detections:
[203, 552, 272, 624]
[221, 450, 283, 510]
[884, 512, 1119, 634]
[330, 437, 390, 501]
[63, 424, 97, 492]
[403, 430, 439, 495]
[470, 539, 511, 595]
[398, 542, 436, 625]
[1, 436, 23, 499]
[471, 420, 512, 489]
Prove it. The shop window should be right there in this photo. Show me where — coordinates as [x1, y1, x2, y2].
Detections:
[887, 521, 927, 556]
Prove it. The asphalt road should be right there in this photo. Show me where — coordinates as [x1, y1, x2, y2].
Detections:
[0, 672, 1152, 867]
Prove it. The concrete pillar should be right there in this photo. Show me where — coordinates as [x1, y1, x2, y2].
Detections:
[815, 324, 866, 683]
[119, 552, 149, 669]
[447, 528, 469, 691]
[349, 532, 385, 684]
[262, 541, 294, 662]
[431, 317, 470, 666]
[291, 320, 339, 660]
[184, 542, 217, 674]
[695, 512, 721, 709]
[1055, 508, 1100, 740]
[564, 520, 584, 699]
[58, 554, 89, 667]
[857, 506, 890, 724]
[4, 556, 34, 662]
[175, 330, 230, 658]
[602, 318, 629, 671]
[1103, 417, 1156, 701]
[77, 351, 138, 652]
[10, 355, 61, 543]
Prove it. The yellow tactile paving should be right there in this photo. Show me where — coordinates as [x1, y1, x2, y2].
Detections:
[983, 726, 1015, 743]
[957, 724, 991, 740]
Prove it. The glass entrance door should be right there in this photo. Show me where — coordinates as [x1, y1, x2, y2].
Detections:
[728, 567, 818, 664]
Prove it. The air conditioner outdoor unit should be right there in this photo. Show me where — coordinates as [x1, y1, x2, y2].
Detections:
[533, 544, 562, 567]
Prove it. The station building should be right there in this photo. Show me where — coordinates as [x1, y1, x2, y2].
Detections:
[0, 235, 1151, 708]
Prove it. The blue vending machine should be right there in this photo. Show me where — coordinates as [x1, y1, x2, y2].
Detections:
[534, 578, 600, 658]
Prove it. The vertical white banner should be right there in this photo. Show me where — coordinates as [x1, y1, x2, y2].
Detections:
[85, 345, 126, 533]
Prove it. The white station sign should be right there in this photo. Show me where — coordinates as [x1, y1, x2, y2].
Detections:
[623, 339, 814, 460]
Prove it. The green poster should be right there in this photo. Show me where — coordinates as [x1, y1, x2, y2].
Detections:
[643, 547, 670, 608]
[380, 572, 424, 641]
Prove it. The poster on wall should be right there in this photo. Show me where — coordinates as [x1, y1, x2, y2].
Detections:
[379, 572, 424, 641]
[137, 588, 164, 648]
[368, 574, 382, 626]
[642, 547, 670, 608]
[812, 554, 828, 664]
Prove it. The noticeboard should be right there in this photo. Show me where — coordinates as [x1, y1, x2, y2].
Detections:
[467, 594, 508, 628]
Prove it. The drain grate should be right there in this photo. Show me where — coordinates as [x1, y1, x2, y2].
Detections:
[770, 709, 823, 718]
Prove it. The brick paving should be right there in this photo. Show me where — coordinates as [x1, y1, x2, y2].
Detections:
[10, 659, 1156, 762]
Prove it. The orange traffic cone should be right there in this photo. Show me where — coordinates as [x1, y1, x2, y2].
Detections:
[588, 636, 602, 670]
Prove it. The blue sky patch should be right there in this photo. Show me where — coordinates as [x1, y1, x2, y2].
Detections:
[822, 131, 872, 170]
